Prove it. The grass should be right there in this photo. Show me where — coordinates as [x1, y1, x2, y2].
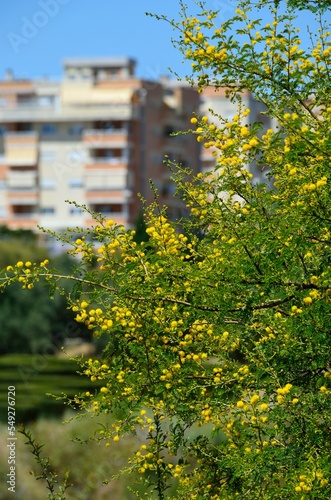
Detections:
[0, 410, 142, 500]
[0, 354, 103, 423]
[0, 354, 146, 498]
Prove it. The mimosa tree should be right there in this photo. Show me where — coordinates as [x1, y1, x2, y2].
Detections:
[2, 0, 331, 498]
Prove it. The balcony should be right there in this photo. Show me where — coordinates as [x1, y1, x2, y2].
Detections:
[85, 202, 128, 227]
[85, 189, 131, 204]
[4, 131, 39, 166]
[5, 155, 38, 167]
[85, 157, 128, 169]
[5, 130, 38, 141]
[82, 129, 129, 147]
[7, 170, 38, 189]
[85, 170, 128, 191]
[5, 203, 39, 229]
[7, 191, 38, 204]
[0, 99, 54, 122]
[84, 214, 128, 227]
[0, 215, 38, 230]
[0, 102, 139, 122]
[10, 211, 38, 218]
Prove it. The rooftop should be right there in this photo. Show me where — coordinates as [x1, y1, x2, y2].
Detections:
[62, 57, 136, 69]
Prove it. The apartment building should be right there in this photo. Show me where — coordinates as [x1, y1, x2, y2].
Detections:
[0, 57, 200, 232]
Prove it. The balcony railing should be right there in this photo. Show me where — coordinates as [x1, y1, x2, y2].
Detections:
[83, 128, 128, 137]
[87, 157, 128, 164]
[7, 192, 39, 203]
[5, 131, 38, 138]
[0, 216, 39, 230]
[0, 103, 139, 122]
[89, 210, 125, 216]
[7, 171, 37, 186]
[10, 212, 38, 218]
[0, 100, 54, 110]
[5, 157, 38, 167]
[8, 187, 38, 193]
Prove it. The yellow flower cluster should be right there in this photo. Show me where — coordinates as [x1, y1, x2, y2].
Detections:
[71, 295, 144, 340]
[319, 372, 331, 395]
[4, 260, 47, 290]
[146, 215, 186, 256]
[96, 226, 137, 268]
[73, 301, 108, 332]
[294, 471, 329, 493]
[180, 12, 228, 74]
[84, 358, 110, 382]
[276, 383, 293, 404]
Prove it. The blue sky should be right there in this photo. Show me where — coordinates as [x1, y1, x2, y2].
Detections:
[0, 0, 330, 82]
[0, 0, 212, 81]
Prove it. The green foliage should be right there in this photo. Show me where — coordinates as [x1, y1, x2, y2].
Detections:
[0, 283, 64, 354]
[133, 210, 150, 244]
[0, 225, 37, 243]
[0, 239, 47, 269]
[283, 0, 331, 13]
[0, 249, 91, 354]
[2, 0, 331, 498]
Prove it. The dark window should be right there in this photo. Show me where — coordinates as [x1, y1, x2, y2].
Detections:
[41, 124, 57, 135]
[91, 204, 122, 214]
[70, 207, 84, 215]
[69, 124, 84, 136]
[41, 207, 55, 215]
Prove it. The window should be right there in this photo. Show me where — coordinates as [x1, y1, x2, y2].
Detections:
[39, 150, 57, 161]
[40, 179, 56, 189]
[69, 124, 84, 136]
[66, 149, 84, 164]
[96, 121, 113, 130]
[70, 206, 84, 216]
[81, 68, 92, 79]
[17, 123, 33, 132]
[37, 96, 55, 107]
[69, 178, 84, 188]
[41, 124, 57, 135]
[92, 148, 122, 160]
[41, 207, 55, 215]
[12, 205, 36, 217]
[90, 204, 122, 214]
[96, 69, 106, 81]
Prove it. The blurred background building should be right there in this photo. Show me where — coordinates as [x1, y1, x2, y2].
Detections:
[0, 57, 200, 232]
[0, 57, 271, 234]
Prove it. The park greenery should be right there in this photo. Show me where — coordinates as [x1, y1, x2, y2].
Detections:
[1, 0, 331, 498]
[0, 231, 91, 354]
